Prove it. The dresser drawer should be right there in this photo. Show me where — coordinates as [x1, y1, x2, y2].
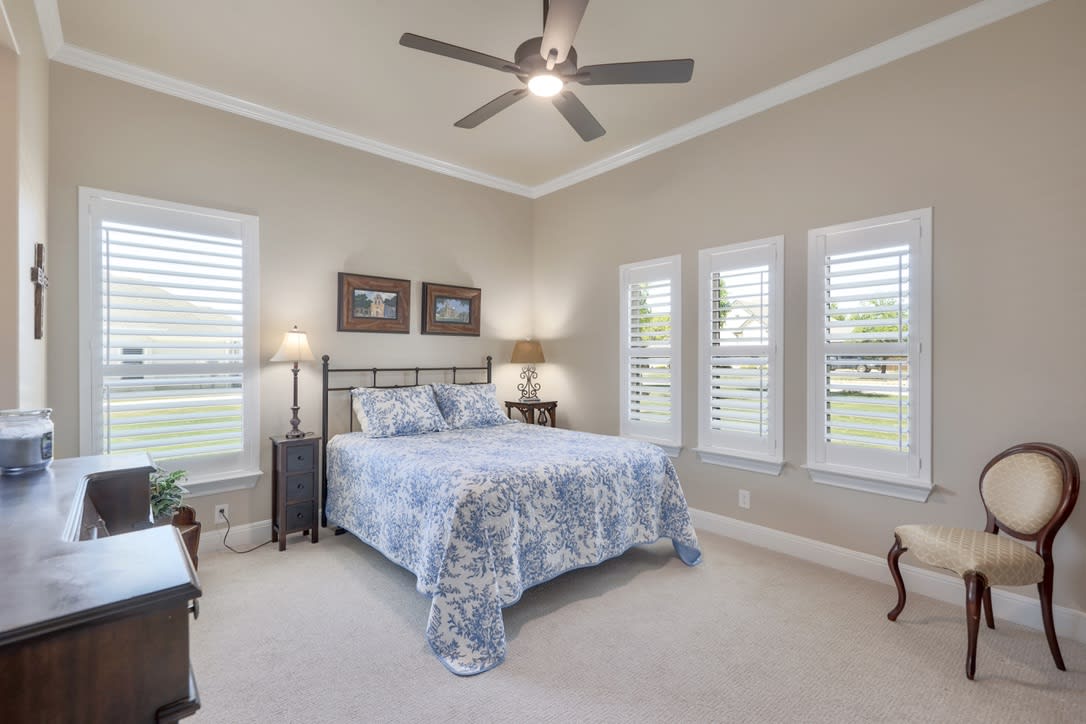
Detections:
[285, 501, 314, 532]
[285, 472, 315, 502]
[284, 442, 315, 472]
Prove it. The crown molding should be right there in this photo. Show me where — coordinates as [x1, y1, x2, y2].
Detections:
[0, 1, 18, 55]
[36, 0, 1049, 199]
[531, 0, 1052, 197]
[32, 0, 61, 57]
[50, 43, 535, 197]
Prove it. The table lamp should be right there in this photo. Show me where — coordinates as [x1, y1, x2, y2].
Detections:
[270, 325, 315, 438]
[510, 339, 545, 402]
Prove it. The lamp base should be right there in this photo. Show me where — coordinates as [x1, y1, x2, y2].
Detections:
[285, 397, 304, 439]
[517, 365, 541, 402]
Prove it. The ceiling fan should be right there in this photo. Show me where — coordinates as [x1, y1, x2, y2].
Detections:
[399, 0, 695, 142]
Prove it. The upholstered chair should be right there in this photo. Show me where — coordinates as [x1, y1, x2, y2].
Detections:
[886, 442, 1080, 679]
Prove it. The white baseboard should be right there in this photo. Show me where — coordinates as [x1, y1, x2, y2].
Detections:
[689, 508, 1086, 646]
[200, 518, 273, 555]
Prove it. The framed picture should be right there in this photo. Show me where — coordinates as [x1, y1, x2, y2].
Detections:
[337, 273, 411, 333]
[421, 282, 481, 336]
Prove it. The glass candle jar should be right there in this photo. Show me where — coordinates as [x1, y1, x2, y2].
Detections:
[0, 409, 54, 475]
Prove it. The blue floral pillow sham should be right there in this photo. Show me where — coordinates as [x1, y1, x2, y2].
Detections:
[431, 383, 510, 430]
[351, 385, 448, 438]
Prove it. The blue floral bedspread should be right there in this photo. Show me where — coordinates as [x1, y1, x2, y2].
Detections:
[325, 422, 701, 675]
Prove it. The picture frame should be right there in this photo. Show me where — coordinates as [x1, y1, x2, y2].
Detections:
[421, 282, 481, 336]
[337, 273, 411, 333]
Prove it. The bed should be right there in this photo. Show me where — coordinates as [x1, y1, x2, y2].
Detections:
[320, 356, 701, 675]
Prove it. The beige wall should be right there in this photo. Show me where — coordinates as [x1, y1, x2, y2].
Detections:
[532, 0, 1086, 610]
[0, 48, 16, 407]
[48, 66, 533, 530]
[40, 0, 1085, 610]
[0, 0, 48, 409]
[13, 0, 47, 408]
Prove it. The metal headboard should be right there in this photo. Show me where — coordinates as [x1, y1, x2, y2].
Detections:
[319, 354, 493, 526]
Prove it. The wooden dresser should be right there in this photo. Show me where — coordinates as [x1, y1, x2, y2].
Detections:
[0, 454, 202, 723]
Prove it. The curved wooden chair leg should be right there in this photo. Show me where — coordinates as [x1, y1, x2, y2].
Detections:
[964, 573, 985, 680]
[1038, 577, 1066, 670]
[886, 535, 908, 621]
[982, 587, 994, 629]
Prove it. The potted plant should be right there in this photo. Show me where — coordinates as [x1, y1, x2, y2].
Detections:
[150, 468, 189, 525]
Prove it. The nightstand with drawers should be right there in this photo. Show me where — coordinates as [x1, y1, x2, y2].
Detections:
[270, 435, 320, 551]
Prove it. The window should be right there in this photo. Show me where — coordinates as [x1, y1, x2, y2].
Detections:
[696, 237, 783, 474]
[806, 209, 931, 501]
[619, 255, 681, 455]
[79, 188, 261, 494]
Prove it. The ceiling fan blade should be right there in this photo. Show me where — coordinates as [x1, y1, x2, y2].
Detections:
[540, 0, 588, 67]
[400, 33, 520, 74]
[578, 59, 694, 85]
[454, 89, 528, 129]
[551, 90, 605, 142]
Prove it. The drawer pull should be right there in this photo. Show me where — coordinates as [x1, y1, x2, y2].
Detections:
[296, 482, 305, 489]
[296, 512, 304, 519]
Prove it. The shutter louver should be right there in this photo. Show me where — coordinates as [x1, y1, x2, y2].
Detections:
[626, 280, 672, 424]
[100, 220, 246, 460]
[628, 358, 671, 423]
[710, 265, 770, 436]
[822, 244, 909, 451]
[619, 256, 681, 449]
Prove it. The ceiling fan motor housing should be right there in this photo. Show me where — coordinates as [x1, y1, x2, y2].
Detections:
[515, 37, 578, 81]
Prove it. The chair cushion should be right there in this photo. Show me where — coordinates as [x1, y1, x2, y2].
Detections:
[981, 452, 1064, 535]
[894, 524, 1044, 587]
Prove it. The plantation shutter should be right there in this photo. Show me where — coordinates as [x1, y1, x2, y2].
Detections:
[807, 210, 931, 499]
[83, 191, 259, 478]
[822, 240, 911, 453]
[100, 221, 245, 459]
[697, 238, 782, 467]
[620, 256, 681, 450]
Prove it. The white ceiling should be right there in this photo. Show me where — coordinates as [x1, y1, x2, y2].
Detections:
[47, 0, 1040, 194]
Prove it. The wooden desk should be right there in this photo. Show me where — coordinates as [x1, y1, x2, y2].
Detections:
[505, 400, 558, 427]
[0, 455, 201, 723]
[172, 505, 202, 570]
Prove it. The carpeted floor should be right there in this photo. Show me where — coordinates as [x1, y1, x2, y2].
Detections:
[189, 530, 1085, 723]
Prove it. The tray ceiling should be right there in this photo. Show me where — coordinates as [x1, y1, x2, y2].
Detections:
[53, 0, 1021, 192]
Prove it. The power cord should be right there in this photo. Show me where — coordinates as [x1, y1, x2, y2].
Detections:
[220, 510, 275, 554]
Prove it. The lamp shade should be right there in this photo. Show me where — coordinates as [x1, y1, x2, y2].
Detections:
[270, 326, 315, 363]
[510, 339, 545, 364]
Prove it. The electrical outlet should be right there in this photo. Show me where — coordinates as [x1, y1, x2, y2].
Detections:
[738, 489, 751, 510]
[214, 504, 229, 525]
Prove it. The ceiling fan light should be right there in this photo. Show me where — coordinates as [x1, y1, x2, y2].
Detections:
[528, 74, 563, 97]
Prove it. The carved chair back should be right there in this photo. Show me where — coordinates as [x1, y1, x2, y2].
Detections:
[979, 443, 1079, 554]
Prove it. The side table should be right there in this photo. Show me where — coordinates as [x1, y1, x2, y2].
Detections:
[270, 435, 320, 551]
[504, 400, 558, 427]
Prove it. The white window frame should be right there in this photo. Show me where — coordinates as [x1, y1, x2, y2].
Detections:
[619, 255, 682, 456]
[78, 187, 262, 495]
[695, 236, 783, 475]
[806, 208, 932, 502]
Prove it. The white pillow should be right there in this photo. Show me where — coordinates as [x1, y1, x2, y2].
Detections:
[350, 385, 448, 438]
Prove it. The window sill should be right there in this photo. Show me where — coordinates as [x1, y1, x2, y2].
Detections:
[695, 448, 784, 476]
[805, 464, 931, 502]
[184, 468, 263, 497]
[657, 443, 682, 458]
[623, 435, 682, 458]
